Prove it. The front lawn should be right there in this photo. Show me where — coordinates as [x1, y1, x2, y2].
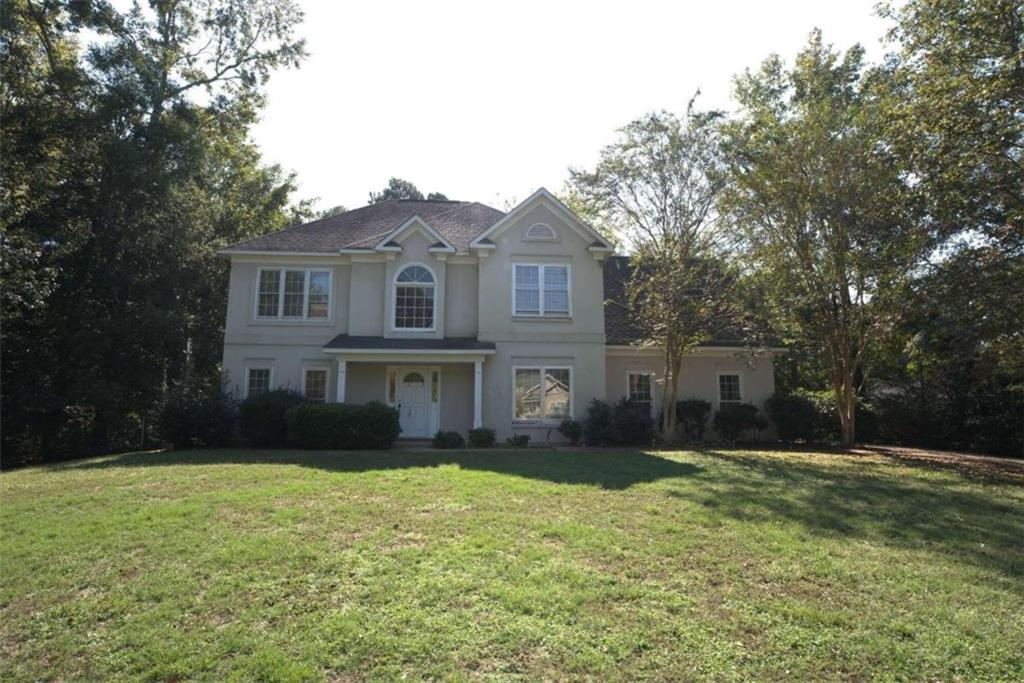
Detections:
[2, 448, 1022, 681]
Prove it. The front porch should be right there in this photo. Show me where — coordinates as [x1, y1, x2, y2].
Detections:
[324, 335, 495, 438]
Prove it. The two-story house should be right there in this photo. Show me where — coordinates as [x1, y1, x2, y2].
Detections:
[219, 188, 779, 442]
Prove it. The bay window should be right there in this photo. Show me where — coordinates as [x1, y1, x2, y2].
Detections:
[255, 268, 331, 320]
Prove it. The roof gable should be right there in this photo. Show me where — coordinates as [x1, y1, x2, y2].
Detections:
[373, 215, 455, 253]
[469, 188, 613, 252]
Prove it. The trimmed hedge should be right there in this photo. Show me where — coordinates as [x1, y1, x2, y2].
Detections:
[612, 398, 655, 446]
[159, 382, 236, 449]
[239, 389, 305, 447]
[582, 399, 616, 446]
[432, 430, 465, 449]
[468, 428, 496, 448]
[713, 403, 767, 442]
[284, 401, 400, 449]
[677, 399, 712, 442]
[558, 418, 583, 446]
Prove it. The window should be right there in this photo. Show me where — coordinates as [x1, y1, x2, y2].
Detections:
[718, 373, 742, 404]
[514, 366, 572, 422]
[628, 371, 654, 411]
[393, 263, 435, 330]
[513, 264, 570, 317]
[246, 367, 272, 397]
[303, 368, 327, 402]
[255, 268, 331, 320]
[525, 223, 556, 240]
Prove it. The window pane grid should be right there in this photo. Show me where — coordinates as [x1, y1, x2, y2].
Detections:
[719, 374, 741, 403]
[304, 369, 327, 402]
[629, 373, 653, 403]
[247, 368, 270, 397]
[514, 264, 569, 316]
[256, 269, 330, 320]
[395, 285, 434, 329]
[257, 271, 280, 317]
[515, 366, 571, 421]
[283, 271, 305, 317]
[307, 271, 330, 319]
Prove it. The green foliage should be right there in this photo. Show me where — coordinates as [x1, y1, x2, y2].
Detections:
[0, 0, 306, 464]
[369, 178, 450, 204]
[713, 404, 768, 443]
[765, 394, 821, 443]
[158, 382, 236, 449]
[506, 434, 530, 448]
[582, 399, 616, 446]
[612, 399, 655, 446]
[432, 430, 465, 449]
[676, 399, 712, 442]
[558, 418, 583, 446]
[284, 402, 400, 450]
[239, 390, 305, 447]
[467, 428, 496, 448]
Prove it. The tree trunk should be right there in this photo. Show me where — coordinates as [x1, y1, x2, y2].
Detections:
[661, 348, 682, 443]
[832, 357, 857, 448]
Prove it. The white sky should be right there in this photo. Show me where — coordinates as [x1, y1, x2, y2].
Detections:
[251, 0, 892, 212]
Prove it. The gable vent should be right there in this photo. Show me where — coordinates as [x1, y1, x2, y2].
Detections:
[525, 223, 556, 241]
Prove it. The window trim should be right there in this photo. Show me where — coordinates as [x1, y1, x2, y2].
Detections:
[302, 367, 329, 402]
[626, 370, 656, 409]
[391, 261, 437, 332]
[244, 366, 274, 399]
[512, 263, 572, 318]
[253, 267, 333, 322]
[512, 365, 574, 423]
[716, 371, 744, 406]
[524, 223, 557, 241]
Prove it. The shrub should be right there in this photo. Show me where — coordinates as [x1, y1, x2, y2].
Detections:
[713, 403, 768, 442]
[239, 389, 306, 447]
[158, 382, 236, 449]
[764, 393, 820, 442]
[507, 434, 530, 448]
[558, 418, 583, 445]
[468, 427, 496, 448]
[582, 399, 616, 446]
[432, 430, 465, 449]
[612, 398, 655, 446]
[284, 401, 400, 449]
[676, 399, 712, 442]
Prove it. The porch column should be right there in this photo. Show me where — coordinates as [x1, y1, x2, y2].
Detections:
[336, 359, 347, 403]
[473, 360, 483, 429]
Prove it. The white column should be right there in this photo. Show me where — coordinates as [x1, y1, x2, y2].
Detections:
[473, 360, 483, 429]
[336, 359, 347, 403]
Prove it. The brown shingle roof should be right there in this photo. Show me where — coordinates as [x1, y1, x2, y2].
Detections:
[224, 200, 505, 254]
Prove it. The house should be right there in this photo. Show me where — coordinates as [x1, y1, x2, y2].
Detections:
[219, 188, 780, 441]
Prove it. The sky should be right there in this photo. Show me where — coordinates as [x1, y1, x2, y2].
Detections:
[251, 0, 893, 213]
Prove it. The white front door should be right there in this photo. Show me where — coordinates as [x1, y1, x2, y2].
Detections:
[396, 368, 431, 437]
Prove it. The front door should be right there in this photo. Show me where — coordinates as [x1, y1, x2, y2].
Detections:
[396, 368, 431, 437]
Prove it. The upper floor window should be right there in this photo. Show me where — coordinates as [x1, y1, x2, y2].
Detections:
[513, 264, 570, 317]
[256, 268, 331, 320]
[718, 373, 742, 404]
[525, 223, 556, 240]
[394, 263, 435, 330]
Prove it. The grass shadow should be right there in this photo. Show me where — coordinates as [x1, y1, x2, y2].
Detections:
[59, 448, 702, 491]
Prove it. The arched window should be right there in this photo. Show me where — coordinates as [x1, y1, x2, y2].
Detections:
[393, 263, 436, 330]
[525, 223, 556, 240]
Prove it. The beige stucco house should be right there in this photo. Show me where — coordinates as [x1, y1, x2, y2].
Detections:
[219, 188, 779, 442]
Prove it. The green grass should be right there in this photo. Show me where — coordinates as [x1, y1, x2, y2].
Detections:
[2, 448, 1022, 681]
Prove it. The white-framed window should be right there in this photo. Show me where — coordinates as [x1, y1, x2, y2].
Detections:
[245, 367, 273, 398]
[627, 371, 655, 412]
[393, 263, 436, 330]
[303, 368, 328, 402]
[718, 372, 742, 404]
[513, 366, 572, 422]
[513, 264, 570, 317]
[525, 223, 557, 241]
[255, 268, 331, 321]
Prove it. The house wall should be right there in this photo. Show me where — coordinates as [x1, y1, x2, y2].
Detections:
[444, 263, 478, 337]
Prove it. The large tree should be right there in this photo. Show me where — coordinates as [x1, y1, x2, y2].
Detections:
[1, 0, 306, 463]
[569, 107, 738, 441]
[369, 177, 449, 203]
[721, 31, 924, 447]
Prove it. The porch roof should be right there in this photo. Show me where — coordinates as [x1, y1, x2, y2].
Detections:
[322, 335, 496, 354]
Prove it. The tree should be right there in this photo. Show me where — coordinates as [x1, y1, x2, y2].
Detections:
[569, 107, 738, 441]
[1, 0, 306, 464]
[369, 178, 449, 203]
[877, 0, 1023, 253]
[721, 31, 924, 447]
[316, 204, 348, 219]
